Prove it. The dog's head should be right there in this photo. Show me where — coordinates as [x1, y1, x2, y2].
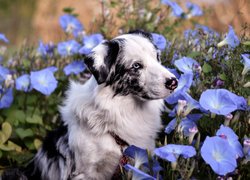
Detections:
[84, 30, 178, 100]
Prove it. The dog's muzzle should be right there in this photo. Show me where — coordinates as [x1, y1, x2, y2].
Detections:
[165, 77, 178, 91]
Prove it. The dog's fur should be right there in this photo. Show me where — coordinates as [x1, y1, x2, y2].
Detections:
[2, 31, 177, 180]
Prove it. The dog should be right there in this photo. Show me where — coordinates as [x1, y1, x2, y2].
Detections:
[1, 30, 177, 180]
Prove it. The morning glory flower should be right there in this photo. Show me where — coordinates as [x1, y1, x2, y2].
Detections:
[154, 144, 196, 162]
[0, 88, 13, 109]
[161, 0, 185, 18]
[124, 164, 156, 180]
[216, 125, 243, 158]
[124, 145, 162, 178]
[217, 26, 240, 48]
[241, 54, 250, 75]
[79, 34, 104, 55]
[151, 33, 167, 50]
[178, 93, 201, 117]
[37, 41, 55, 58]
[186, 2, 203, 17]
[63, 61, 86, 76]
[15, 74, 31, 92]
[30, 67, 58, 96]
[199, 89, 246, 115]
[57, 40, 81, 57]
[0, 66, 10, 82]
[0, 33, 9, 43]
[201, 136, 237, 175]
[124, 145, 148, 168]
[165, 73, 193, 104]
[59, 14, 84, 37]
[174, 57, 200, 74]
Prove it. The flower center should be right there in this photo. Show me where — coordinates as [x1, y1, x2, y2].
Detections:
[212, 151, 223, 162]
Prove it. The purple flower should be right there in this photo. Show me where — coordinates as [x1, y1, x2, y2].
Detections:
[30, 67, 58, 96]
[63, 61, 86, 76]
[199, 89, 246, 115]
[186, 2, 203, 17]
[79, 34, 104, 55]
[241, 54, 250, 75]
[217, 26, 239, 48]
[0, 33, 9, 43]
[201, 136, 237, 175]
[154, 144, 196, 162]
[37, 41, 55, 57]
[124, 164, 156, 180]
[59, 14, 84, 37]
[151, 33, 167, 50]
[57, 40, 81, 57]
[124, 145, 161, 174]
[174, 57, 200, 74]
[0, 88, 13, 109]
[0, 66, 10, 83]
[216, 125, 243, 158]
[161, 0, 185, 18]
[15, 74, 31, 92]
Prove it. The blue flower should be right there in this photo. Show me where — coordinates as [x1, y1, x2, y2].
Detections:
[217, 26, 240, 48]
[57, 40, 81, 57]
[199, 89, 246, 115]
[37, 41, 55, 57]
[177, 93, 201, 117]
[30, 67, 58, 96]
[216, 125, 243, 158]
[174, 57, 200, 74]
[161, 0, 185, 18]
[201, 136, 237, 175]
[15, 74, 31, 92]
[63, 61, 86, 76]
[79, 34, 104, 55]
[59, 14, 84, 37]
[165, 114, 202, 135]
[151, 33, 167, 50]
[0, 66, 10, 83]
[165, 73, 193, 104]
[0, 33, 9, 43]
[186, 2, 203, 17]
[124, 164, 156, 180]
[241, 54, 250, 75]
[0, 88, 13, 109]
[124, 145, 148, 168]
[124, 145, 162, 178]
[165, 118, 177, 134]
[154, 144, 196, 162]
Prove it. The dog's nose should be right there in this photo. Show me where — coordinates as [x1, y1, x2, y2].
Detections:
[165, 77, 178, 90]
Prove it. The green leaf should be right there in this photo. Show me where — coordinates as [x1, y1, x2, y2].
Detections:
[0, 143, 14, 151]
[24, 140, 35, 150]
[0, 132, 6, 144]
[34, 139, 42, 150]
[202, 62, 212, 73]
[26, 115, 43, 125]
[22, 59, 31, 68]
[242, 41, 250, 46]
[4, 109, 26, 126]
[0, 150, 2, 158]
[2, 122, 12, 140]
[7, 141, 22, 152]
[187, 51, 201, 58]
[15, 128, 34, 139]
[219, 73, 227, 81]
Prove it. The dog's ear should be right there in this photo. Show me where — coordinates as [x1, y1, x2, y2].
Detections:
[128, 29, 153, 41]
[84, 40, 120, 84]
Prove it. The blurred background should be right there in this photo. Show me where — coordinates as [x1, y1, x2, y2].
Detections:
[0, 0, 249, 45]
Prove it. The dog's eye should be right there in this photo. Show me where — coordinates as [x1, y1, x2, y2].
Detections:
[132, 63, 142, 69]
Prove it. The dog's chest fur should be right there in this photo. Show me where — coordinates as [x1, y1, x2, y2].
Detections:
[59, 77, 163, 179]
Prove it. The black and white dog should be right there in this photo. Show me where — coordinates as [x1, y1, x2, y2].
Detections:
[2, 30, 177, 180]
